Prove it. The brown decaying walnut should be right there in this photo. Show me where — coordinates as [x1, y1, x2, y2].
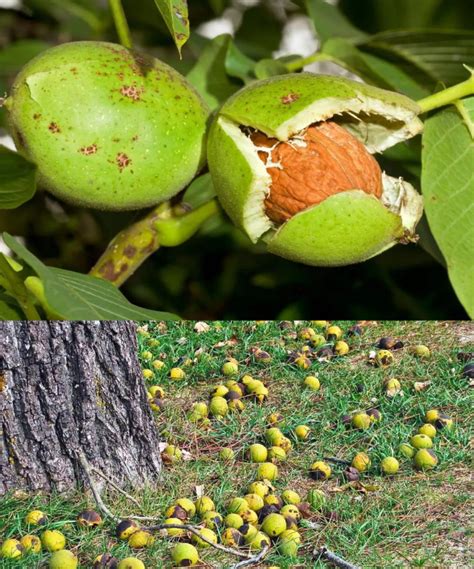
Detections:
[250, 121, 383, 224]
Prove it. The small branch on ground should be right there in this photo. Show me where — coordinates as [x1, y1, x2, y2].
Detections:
[77, 452, 120, 522]
[228, 545, 270, 568]
[323, 457, 351, 467]
[314, 546, 361, 569]
[89, 465, 142, 508]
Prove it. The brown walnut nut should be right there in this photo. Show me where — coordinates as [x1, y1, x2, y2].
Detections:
[250, 121, 383, 224]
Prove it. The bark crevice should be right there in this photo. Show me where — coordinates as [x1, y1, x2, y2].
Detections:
[0, 321, 161, 495]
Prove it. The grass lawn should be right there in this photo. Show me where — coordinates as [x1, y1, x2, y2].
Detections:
[1, 321, 472, 568]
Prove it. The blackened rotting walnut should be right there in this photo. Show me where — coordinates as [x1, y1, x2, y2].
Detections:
[462, 361, 474, 378]
[377, 337, 404, 350]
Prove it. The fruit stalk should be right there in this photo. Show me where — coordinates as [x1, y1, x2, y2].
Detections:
[417, 70, 474, 113]
[0, 254, 40, 319]
[89, 199, 219, 287]
[109, 0, 133, 48]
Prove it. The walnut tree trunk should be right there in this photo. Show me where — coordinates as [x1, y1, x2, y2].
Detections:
[0, 321, 161, 495]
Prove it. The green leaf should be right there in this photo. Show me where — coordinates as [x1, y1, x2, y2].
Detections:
[340, 0, 445, 33]
[187, 34, 240, 110]
[362, 30, 474, 87]
[0, 146, 37, 209]
[0, 298, 22, 320]
[3, 234, 180, 320]
[254, 58, 288, 80]
[0, 40, 50, 75]
[421, 97, 474, 317]
[323, 38, 429, 99]
[153, 0, 190, 56]
[182, 173, 216, 210]
[225, 41, 256, 84]
[305, 0, 368, 44]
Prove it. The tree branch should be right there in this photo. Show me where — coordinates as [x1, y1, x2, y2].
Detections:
[314, 546, 361, 569]
[89, 199, 219, 287]
[228, 545, 270, 568]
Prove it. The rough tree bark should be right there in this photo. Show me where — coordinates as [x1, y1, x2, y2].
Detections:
[0, 321, 161, 495]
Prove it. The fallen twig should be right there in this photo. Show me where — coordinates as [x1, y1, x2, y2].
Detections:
[78, 453, 252, 561]
[77, 452, 120, 522]
[323, 457, 351, 467]
[228, 545, 270, 568]
[314, 546, 361, 569]
[90, 465, 142, 508]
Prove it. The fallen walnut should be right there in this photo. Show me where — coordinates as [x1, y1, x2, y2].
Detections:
[250, 121, 383, 224]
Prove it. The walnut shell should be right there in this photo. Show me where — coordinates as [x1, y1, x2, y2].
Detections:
[250, 121, 383, 224]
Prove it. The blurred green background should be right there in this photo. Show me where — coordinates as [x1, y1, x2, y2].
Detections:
[0, 0, 471, 318]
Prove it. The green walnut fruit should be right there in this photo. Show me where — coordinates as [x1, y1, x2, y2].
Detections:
[268, 446, 287, 462]
[307, 489, 326, 511]
[278, 530, 300, 557]
[411, 345, 431, 358]
[1, 539, 24, 559]
[418, 424, 437, 439]
[20, 535, 42, 554]
[280, 504, 300, 521]
[225, 513, 244, 529]
[49, 550, 78, 569]
[352, 452, 371, 472]
[25, 510, 47, 526]
[249, 531, 271, 551]
[171, 543, 199, 566]
[244, 493, 265, 511]
[222, 361, 239, 376]
[303, 375, 320, 390]
[191, 528, 218, 548]
[413, 449, 438, 470]
[219, 447, 235, 461]
[334, 340, 350, 356]
[380, 456, 399, 475]
[222, 527, 245, 547]
[257, 462, 278, 481]
[116, 519, 139, 540]
[203, 511, 223, 530]
[261, 513, 287, 537]
[240, 523, 258, 543]
[195, 496, 215, 517]
[309, 460, 331, 480]
[410, 434, 433, 449]
[207, 73, 423, 267]
[248, 481, 271, 498]
[6, 41, 209, 210]
[385, 378, 402, 397]
[117, 558, 145, 569]
[249, 443, 268, 463]
[399, 443, 416, 459]
[227, 497, 249, 515]
[376, 350, 394, 368]
[176, 498, 196, 518]
[281, 490, 301, 505]
[209, 396, 228, 418]
[352, 413, 371, 430]
[295, 425, 310, 440]
[163, 518, 185, 538]
[41, 530, 66, 552]
[128, 530, 154, 549]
